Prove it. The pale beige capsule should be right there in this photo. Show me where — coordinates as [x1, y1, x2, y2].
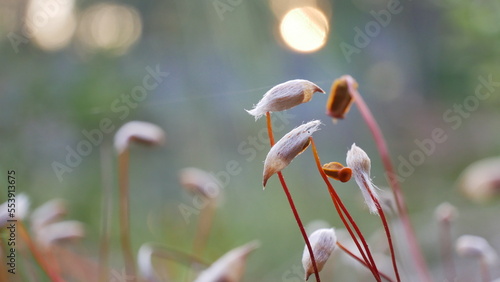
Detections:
[137, 243, 164, 282]
[302, 228, 337, 280]
[459, 157, 500, 203]
[434, 202, 458, 223]
[114, 121, 166, 154]
[246, 79, 325, 120]
[262, 120, 321, 187]
[30, 199, 67, 232]
[194, 241, 259, 282]
[456, 235, 498, 265]
[36, 220, 85, 247]
[346, 143, 380, 214]
[179, 167, 222, 200]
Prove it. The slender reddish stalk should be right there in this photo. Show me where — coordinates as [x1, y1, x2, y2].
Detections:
[118, 149, 137, 281]
[52, 245, 101, 280]
[277, 172, 321, 281]
[192, 201, 216, 257]
[350, 86, 431, 281]
[326, 188, 380, 281]
[363, 179, 401, 282]
[438, 219, 456, 282]
[46, 247, 63, 279]
[265, 112, 276, 145]
[185, 186, 217, 282]
[337, 242, 395, 282]
[310, 145, 372, 272]
[18, 221, 63, 282]
[265, 112, 320, 282]
[479, 258, 490, 282]
[99, 144, 113, 282]
[310, 138, 381, 281]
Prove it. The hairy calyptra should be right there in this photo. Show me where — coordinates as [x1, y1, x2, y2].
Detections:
[246, 79, 324, 120]
[346, 143, 381, 214]
[262, 120, 322, 187]
[302, 228, 337, 280]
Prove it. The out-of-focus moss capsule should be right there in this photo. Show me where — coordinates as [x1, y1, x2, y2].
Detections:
[326, 75, 357, 120]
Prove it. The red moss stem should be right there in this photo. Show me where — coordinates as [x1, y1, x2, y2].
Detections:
[192, 201, 216, 256]
[439, 220, 456, 282]
[337, 242, 395, 282]
[350, 87, 431, 281]
[479, 258, 490, 282]
[363, 179, 401, 282]
[310, 137, 381, 282]
[266, 112, 321, 282]
[18, 221, 63, 282]
[99, 144, 113, 282]
[118, 149, 137, 281]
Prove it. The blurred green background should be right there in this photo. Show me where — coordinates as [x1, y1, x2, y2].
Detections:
[1, 0, 500, 281]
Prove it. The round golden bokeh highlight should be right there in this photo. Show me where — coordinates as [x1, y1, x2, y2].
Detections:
[279, 6, 329, 53]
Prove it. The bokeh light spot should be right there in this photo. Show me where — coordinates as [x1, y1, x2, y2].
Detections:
[279, 6, 329, 53]
[78, 3, 142, 56]
[27, 0, 76, 51]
